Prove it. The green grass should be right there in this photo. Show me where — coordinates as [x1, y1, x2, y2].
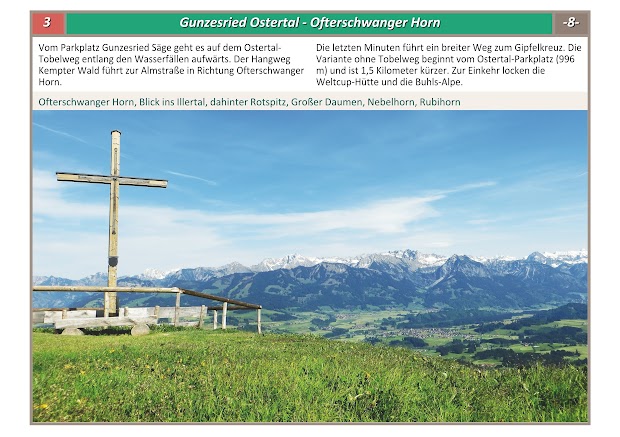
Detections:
[536, 319, 588, 329]
[556, 345, 589, 359]
[32, 328, 587, 423]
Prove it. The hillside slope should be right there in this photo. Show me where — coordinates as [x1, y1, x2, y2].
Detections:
[32, 329, 587, 422]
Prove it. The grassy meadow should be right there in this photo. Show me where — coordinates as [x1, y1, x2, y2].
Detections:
[32, 327, 587, 423]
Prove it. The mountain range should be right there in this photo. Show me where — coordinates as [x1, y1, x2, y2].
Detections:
[33, 249, 588, 311]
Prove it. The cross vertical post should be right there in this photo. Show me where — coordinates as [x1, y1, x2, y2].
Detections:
[107, 130, 121, 317]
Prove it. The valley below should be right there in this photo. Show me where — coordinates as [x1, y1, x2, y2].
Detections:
[33, 248, 588, 369]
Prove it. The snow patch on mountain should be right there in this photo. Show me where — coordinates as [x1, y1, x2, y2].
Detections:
[137, 268, 181, 281]
[542, 249, 588, 266]
[472, 255, 518, 264]
[251, 254, 324, 272]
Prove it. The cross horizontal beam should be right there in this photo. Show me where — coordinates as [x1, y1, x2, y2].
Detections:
[56, 172, 168, 188]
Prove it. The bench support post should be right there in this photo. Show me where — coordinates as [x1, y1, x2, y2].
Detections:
[257, 309, 262, 334]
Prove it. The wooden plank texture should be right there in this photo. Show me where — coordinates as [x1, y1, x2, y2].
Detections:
[198, 305, 206, 328]
[174, 292, 181, 326]
[132, 306, 206, 319]
[155, 307, 176, 319]
[257, 309, 262, 334]
[33, 307, 101, 312]
[173, 321, 200, 327]
[56, 173, 167, 187]
[44, 310, 97, 323]
[107, 129, 121, 318]
[55, 316, 157, 329]
[179, 288, 261, 309]
[33, 287, 261, 312]
[35, 305, 252, 324]
[33, 286, 180, 293]
[125, 307, 155, 317]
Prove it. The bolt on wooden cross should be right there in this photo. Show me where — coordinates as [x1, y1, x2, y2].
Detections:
[56, 130, 167, 317]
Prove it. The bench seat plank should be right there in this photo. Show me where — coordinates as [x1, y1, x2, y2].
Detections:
[55, 316, 157, 329]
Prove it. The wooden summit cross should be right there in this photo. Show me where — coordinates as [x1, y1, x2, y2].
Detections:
[57, 130, 167, 317]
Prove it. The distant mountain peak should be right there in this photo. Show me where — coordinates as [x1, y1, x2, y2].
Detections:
[527, 252, 547, 262]
[221, 261, 248, 268]
[437, 254, 490, 279]
[216, 262, 252, 275]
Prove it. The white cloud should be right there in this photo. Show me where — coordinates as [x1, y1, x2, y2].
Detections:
[33, 122, 89, 144]
[534, 214, 585, 224]
[165, 170, 218, 186]
[198, 195, 443, 235]
[467, 218, 498, 225]
[34, 167, 443, 235]
[431, 180, 497, 195]
[33, 169, 504, 277]
[33, 169, 108, 219]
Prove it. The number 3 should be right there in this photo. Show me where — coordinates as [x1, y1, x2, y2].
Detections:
[43, 16, 51, 28]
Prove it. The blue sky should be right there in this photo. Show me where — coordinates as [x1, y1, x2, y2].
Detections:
[32, 110, 587, 278]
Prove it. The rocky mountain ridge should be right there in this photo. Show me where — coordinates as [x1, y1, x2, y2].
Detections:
[33, 249, 588, 311]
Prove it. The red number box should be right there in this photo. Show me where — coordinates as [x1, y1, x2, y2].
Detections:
[32, 13, 65, 35]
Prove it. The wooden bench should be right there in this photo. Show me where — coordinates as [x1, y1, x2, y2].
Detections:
[33, 287, 263, 333]
[44, 306, 201, 334]
[54, 316, 158, 330]
[33, 302, 261, 334]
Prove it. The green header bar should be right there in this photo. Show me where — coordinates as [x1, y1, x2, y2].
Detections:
[66, 13, 552, 35]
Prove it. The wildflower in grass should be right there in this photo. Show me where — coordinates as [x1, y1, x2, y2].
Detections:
[36, 404, 48, 410]
[109, 349, 115, 353]
[80, 370, 86, 375]
[63, 364, 73, 370]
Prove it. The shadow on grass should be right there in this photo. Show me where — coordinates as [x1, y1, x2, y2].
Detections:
[81, 327, 133, 336]
[33, 326, 132, 335]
